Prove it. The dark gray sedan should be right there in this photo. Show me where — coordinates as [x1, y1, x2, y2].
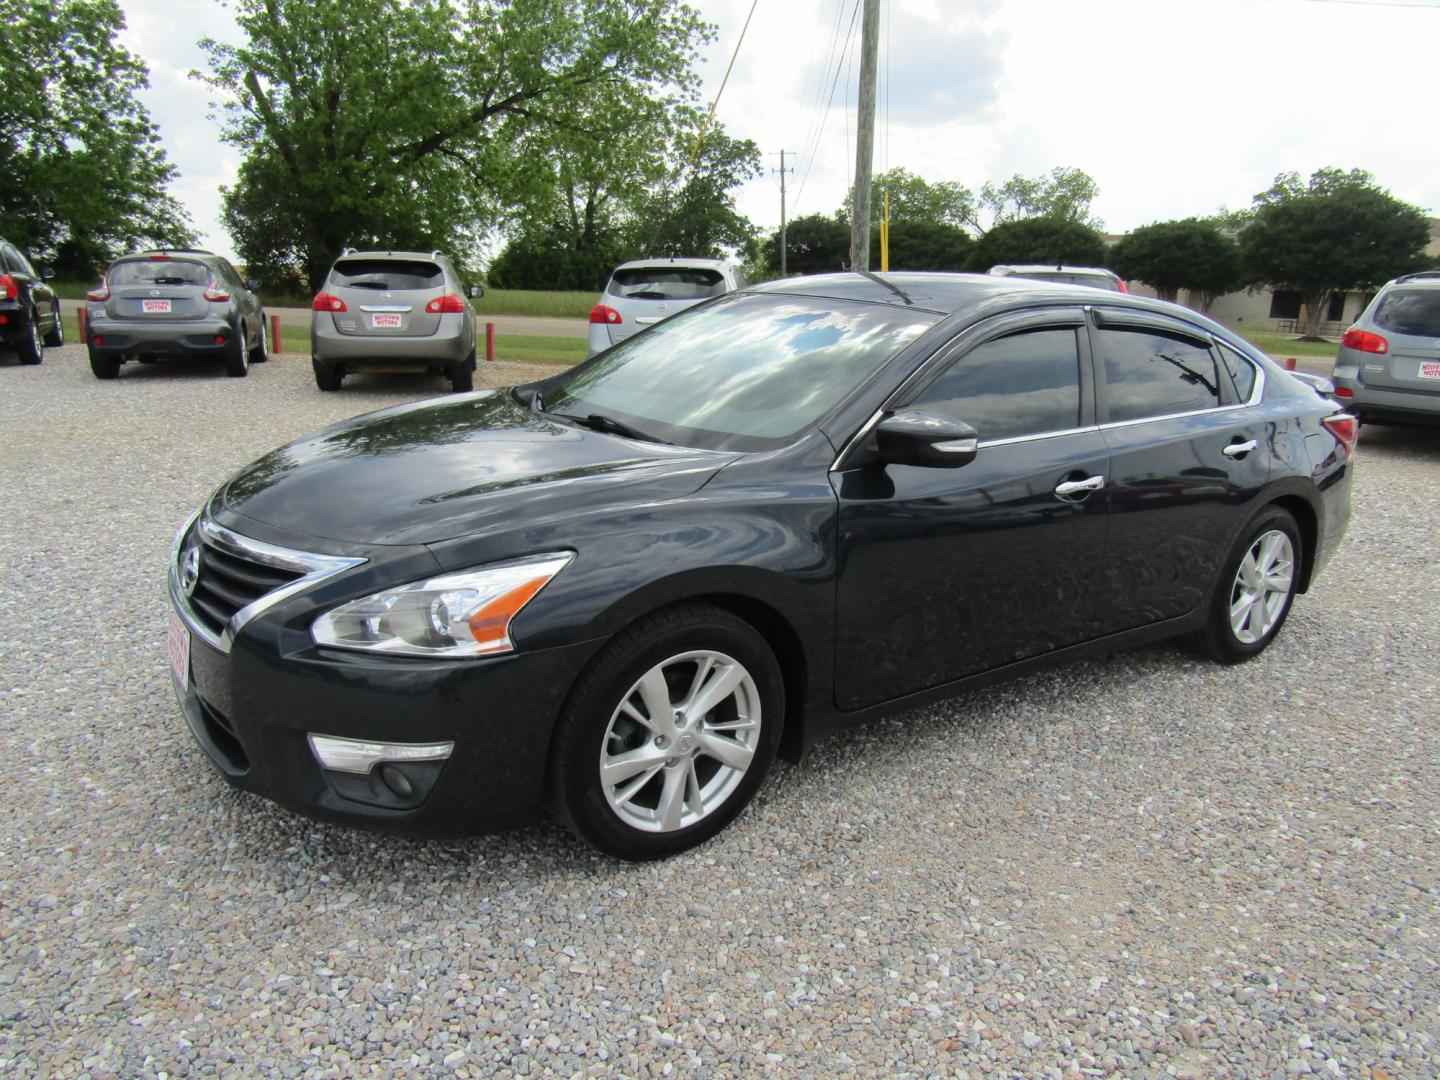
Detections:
[85, 249, 268, 379]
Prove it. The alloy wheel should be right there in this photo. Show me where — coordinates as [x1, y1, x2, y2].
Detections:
[599, 650, 762, 833]
[1229, 529, 1295, 644]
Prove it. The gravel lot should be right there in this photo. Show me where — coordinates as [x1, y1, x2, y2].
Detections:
[2, 345, 1438, 1078]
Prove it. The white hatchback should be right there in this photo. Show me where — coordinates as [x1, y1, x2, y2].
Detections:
[587, 257, 746, 356]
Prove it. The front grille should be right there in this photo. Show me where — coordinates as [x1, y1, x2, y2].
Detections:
[188, 538, 305, 637]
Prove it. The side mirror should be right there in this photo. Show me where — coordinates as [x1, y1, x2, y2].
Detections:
[246, 277, 261, 291]
[466, 284, 485, 299]
[875, 409, 979, 468]
[40, 267, 56, 280]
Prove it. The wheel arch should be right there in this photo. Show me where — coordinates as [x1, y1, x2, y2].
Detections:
[1267, 492, 1319, 593]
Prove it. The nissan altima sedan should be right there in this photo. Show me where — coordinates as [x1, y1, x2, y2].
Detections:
[167, 272, 1355, 859]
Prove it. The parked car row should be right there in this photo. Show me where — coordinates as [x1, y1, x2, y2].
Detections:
[0, 237, 64, 364]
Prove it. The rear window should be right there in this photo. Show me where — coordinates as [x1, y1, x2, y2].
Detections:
[331, 259, 443, 291]
[108, 260, 211, 287]
[1372, 289, 1440, 337]
[608, 266, 726, 301]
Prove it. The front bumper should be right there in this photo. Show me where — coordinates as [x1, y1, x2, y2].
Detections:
[167, 516, 600, 836]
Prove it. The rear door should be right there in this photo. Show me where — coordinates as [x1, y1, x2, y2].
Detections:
[832, 308, 1109, 711]
[1088, 309, 1270, 631]
[1364, 287, 1440, 392]
[327, 258, 445, 338]
[603, 265, 727, 346]
[105, 258, 211, 322]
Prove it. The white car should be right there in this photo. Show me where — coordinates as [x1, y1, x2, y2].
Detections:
[587, 257, 746, 356]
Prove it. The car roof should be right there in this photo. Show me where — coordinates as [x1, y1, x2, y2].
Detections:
[1384, 272, 1440, 290]
[612, 257, 730, 272]
[989, 264, 1120, 277]
[335, 250, 448, 262]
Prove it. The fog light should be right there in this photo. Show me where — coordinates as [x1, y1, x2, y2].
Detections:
[214, 334, 226, 344]
[307, 734, 453, 774]
[379, 764, 415, 799]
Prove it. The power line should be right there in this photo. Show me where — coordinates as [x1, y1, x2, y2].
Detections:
[790, 0, 862, 219]
[688, 0, 760, 166]
[787, 0, 850, 192]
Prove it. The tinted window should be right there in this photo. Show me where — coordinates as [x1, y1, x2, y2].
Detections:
[331, 259, 443, 291]
[608, 266, 725, 300]
[1218, 342, 1257, 402]
[1099, 327, 1221, 422]
[545, 293, 938, 450]
[108, 259, 211, 287]
[1373, 289, 1440, 337]
[915, 328, 1081, 441]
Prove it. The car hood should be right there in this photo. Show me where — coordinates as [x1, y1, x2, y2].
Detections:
[219, 390, 733, 546]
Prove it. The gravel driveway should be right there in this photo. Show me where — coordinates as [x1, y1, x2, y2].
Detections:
[2, 346, 1437, 1078]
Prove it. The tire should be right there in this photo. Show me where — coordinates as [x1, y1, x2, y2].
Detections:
[449, 361, 474, 393]
[313, 359, 343, 391]
[549, 604, 784, 860]
[89, 346, 120, 379]
[224, 324, 249, 377]
[16, 310, 42, 365]
[1188, 506, 1302, 664]
[42, 304, 63, 348]
[248, 317, 269, 364]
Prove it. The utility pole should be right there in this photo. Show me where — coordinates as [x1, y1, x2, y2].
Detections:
[772, 149, 793, 277]
[849, 0, 880, 270]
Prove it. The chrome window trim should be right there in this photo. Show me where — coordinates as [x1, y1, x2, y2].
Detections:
[1096, 399, 1259, 432]
[169, 513, 366, 654]
[978, 424, 1101, 449]
[1214, 339, 1268, 407]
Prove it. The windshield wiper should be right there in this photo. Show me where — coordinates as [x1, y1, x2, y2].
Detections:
[851, 267, 913, 305]
[557, 412, 664, 443]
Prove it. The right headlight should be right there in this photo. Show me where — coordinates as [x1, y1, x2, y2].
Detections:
[311, 553, 572, 659]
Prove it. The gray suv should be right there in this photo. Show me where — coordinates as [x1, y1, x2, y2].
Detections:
[587, 258, 744, 357]
[311, 250, 482, 392]
[86, 249, 267, 379]
[1331, 272, 1440, 426]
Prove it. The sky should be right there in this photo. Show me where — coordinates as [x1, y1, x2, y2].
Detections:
[118, 0, 1440, 262]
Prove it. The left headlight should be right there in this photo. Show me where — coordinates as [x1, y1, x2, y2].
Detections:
[311, 552, 573, 659]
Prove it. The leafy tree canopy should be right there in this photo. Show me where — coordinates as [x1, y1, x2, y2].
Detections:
[844, 167, 976, 231]
[765, 213, 849, 277]
[0, 0, 194, 275]
[200, 0, 712, 290]
[1110, 217, 1242, 308]
[1239, 168, 1430, 336]
[976, 166, 1101, 232]
[967, 217, 1107, 271]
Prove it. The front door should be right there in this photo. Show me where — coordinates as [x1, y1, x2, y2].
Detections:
[832, 312, 1110, 712]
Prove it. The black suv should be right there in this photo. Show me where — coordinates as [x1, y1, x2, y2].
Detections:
[85, 249, 268, 378]
[0, 239, 63, 364]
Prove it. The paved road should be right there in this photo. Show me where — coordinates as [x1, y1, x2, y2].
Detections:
[2, 345, 1437, 1076]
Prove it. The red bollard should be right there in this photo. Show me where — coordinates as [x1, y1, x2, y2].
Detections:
[77, 304, 88, 343]
[270, 313, 283, 355]
[485, 321, 495, 362]
[1285, 357, 1297, 370]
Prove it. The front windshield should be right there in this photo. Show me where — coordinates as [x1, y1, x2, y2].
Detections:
[545, 292, 939, 450]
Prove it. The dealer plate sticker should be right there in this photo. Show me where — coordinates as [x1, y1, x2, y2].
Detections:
[143, 299, 171, 314]
[1419, 361, 1440, 380]
[371, 313, 402, 328]
[167, 608, 190, 691]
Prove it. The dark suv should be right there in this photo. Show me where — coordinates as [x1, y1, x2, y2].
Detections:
[85, 249, 268, 379]
[0, 239, 63, 364]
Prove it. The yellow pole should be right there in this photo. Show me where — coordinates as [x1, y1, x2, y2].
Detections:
[880, 188, 890, 271]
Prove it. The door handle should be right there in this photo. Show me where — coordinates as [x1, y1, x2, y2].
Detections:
[1054, 475, 1106, 497]
[1222, 439, 1258, 458]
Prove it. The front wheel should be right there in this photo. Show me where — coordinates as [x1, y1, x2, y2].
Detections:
[1189, 506, 1301, 663]
[248, 317, 269, 364]
[42, 304, 63, 347]
[549, 604, 784, 859]
[224, 324, 249, 377]
[16, 311, 42, 364]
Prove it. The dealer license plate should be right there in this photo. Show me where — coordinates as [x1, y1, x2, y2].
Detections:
[167, 607, 191, 691]
[143, 299, 171, 314]
[1419, 360, 1440, 380]
[371, 313, 402, 329]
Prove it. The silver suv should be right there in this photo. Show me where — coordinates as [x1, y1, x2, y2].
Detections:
[587, 258, 744, 356]
[1331, 272, 1440, 426]
[986, 264, 1128, 292]
[311, 250, 483, 392]
[85, 249, 267, 379]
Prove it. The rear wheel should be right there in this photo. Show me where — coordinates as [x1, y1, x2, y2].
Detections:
[89, 346, 120, 379]
[549, 604, 784, 860]
[42, 304, 63, 347]
[16, 310, 42, 364]
[313, 359, 343, 391]
[449, 360, 474, 393]
[1189, 506, 1301, 663]
[224, 324, 249, 377]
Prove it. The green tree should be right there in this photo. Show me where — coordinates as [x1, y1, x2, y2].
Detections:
[844, 167, 975, 231]
[872, 222, 972, 272]
[628, 125, 761, 258]
[766, 213, 848, 276]
[1110, 218, 1242, 310]
[967, 218, 1107, 271]
[974, 166, 1102, 232]
[1239, 168, 1430, 338]
[0, 0, 194, 275]
[200, 0, 711, 290]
